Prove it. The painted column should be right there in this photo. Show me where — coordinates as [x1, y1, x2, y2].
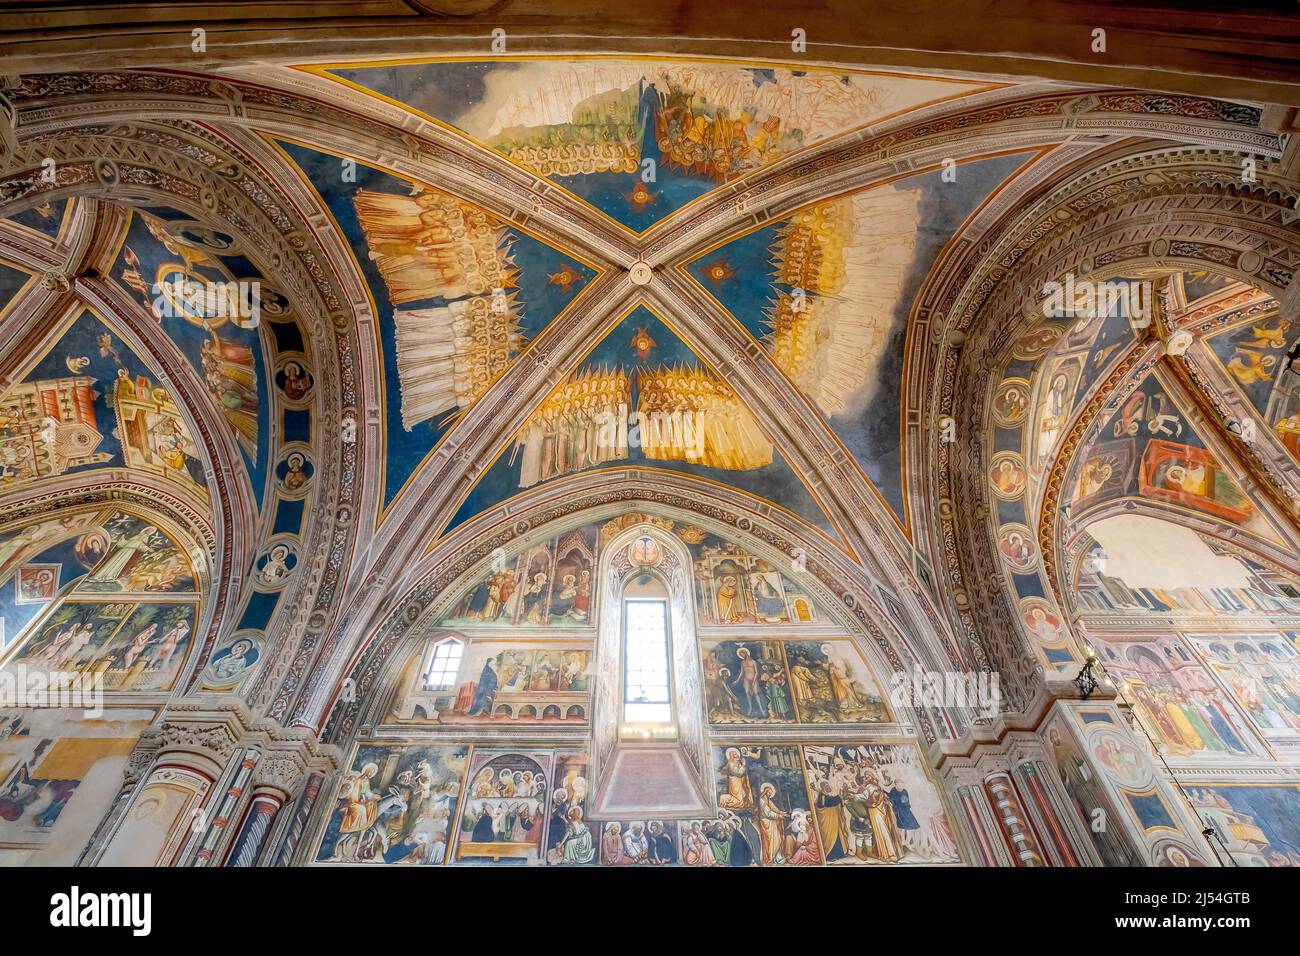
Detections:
[94, 729, 228, 867]
[187, 747, 260, 866]
[955, 783, 1012, 866]
[983, 771, 1046, 866]
[226, 790, 283, 866]
[1015, 760, 1081, 866]
[268, 771, 327, 867]
[224, 750, 310, 866]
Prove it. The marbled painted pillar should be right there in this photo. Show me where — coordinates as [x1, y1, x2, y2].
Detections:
[269, 771, 326, 867]
[83, 701, 340, 867]
[223, 749, 312, 866]
[955, 784, 1012, 866]
[186, 748, 260, 866]
[226, 791, 283, 866]
[1015, 760, 1081, 866]
[983, 771, 1045, 866]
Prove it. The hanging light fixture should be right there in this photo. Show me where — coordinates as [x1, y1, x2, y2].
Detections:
[1073, 652, 1101, 699]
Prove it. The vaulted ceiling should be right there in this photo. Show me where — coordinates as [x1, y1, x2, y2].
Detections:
[1, 2, 1298, 740]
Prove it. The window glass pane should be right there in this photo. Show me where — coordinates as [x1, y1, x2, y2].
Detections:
[624, 702, 671, 723]
[624, 599, 671, 721]
[424, 639, 463, 689]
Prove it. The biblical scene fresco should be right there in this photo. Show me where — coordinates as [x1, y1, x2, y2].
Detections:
[3, 599, 196, 693]
[66, 513, 195, 595]
[315, 742, 468, 864]
[437, 518, 832, 635]
[542, 753, 594, 864]
[702, 745, 817, 865]
[387, 640, 592, 725]
[688, 152, 1034, 524]
[1186, 784, 1300, 867]
[1184, 633, 1300, 744]
[0, 310, 208, 500]
[114, 208, 269, 500]
[441, 524, 598, 629]
[1203, 304, 1300, 467]
[447, 306, 839, 535]
[277, 142, 595, 508]
[1062, 371, 1275, 538]
[311, 741, 958, 866]
[320, 59, 988, 232]
[800, 743, 959, 864]
[689, 530, 821, 625]
[700, 638, 887, 724]
[1089, 633, 1268, 759]
[0, 509, 197, 649]
[456, 750, 552, 863]
[0, 708, 153, 865]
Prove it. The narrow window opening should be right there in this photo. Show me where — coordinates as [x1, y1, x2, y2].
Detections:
[422, 638, 464, 691]
[623, 598, 671, 724]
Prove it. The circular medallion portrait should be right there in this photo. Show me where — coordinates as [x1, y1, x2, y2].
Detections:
[1090, 727, 1150, 788]
[1012, 325, 1061, 360]
[989, 452, 1028, 499]
[275, 357, 315, 403]
[1019, 598, 1067, 644]
[275, 448, 314, 496]
[992, 377, 1031, 427]
[255, 542, 299, 588]
[204, 633, 263, 686]
[996, 522, 1038, 572]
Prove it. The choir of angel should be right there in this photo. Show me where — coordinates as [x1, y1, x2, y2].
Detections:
[356, 186, 527, 429]
[765, 190, 921, 417]
[510, 365, 773, 488]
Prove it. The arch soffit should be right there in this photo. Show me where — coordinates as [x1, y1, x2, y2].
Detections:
[919, 144, 1300, 697]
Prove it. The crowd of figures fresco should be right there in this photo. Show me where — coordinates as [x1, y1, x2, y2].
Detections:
[319, 59, 990, 231]
[1089, 634, 1272, 758]
[450, 305, 839, 534]
[436, 518, 833, 633]
[313, 740, 958, 866]
[279, 141, 593, 511]
[441, 525, 597, 628]
[689, 152, 1033, 523]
